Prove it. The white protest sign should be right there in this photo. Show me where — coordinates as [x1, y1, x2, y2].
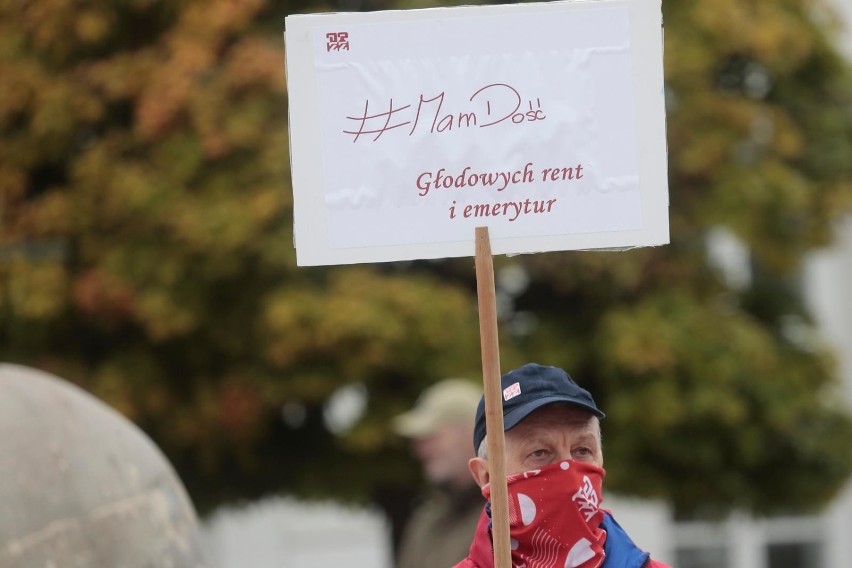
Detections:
[285, 0, 667, 266]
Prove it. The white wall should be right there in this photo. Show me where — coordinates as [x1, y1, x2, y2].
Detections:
[607, 495, 675, 565]
[200, 497, 392, 568]
[805, 218, 852, 405]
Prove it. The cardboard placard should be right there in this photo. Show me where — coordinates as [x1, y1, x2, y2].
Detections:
[285, 0, 667, 266]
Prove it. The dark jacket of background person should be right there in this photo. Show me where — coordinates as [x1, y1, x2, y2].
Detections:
[392, 379, 483, 568]
[396, 482, 484, 568]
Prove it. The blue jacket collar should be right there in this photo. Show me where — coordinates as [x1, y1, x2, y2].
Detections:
[601, 512, 650, 568]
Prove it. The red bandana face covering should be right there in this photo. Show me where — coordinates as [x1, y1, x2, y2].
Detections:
[482, 460, 607, 568]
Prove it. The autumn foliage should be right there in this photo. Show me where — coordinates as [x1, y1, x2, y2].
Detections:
[3, 0, 852, 516]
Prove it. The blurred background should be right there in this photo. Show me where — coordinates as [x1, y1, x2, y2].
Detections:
[2, 0, 852, 567]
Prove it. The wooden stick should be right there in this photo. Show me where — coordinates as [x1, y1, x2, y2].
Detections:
[474, 226, 511, 568]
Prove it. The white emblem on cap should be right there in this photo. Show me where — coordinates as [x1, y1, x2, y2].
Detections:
[503, 382, 521, 401]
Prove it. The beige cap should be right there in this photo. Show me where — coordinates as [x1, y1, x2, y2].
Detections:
[392, 378, 482, 438]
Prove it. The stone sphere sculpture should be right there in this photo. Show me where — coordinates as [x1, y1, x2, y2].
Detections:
[0, 363, 209, 568]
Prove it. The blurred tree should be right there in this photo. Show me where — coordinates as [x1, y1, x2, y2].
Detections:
[2, 0, 852, 520]
[0, 0, 486, 513]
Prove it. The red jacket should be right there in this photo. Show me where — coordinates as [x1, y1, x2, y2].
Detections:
[452, 509, 672, 568]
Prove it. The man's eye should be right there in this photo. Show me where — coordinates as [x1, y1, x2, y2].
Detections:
[529, 449, 550, 459]
[572, 447, 593, 458]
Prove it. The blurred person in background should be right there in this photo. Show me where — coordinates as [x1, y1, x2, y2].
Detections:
[454, 363, 671, 568]
[392, 378, 484, 568]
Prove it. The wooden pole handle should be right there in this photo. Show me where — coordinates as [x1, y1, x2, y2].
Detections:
[474, 226, 511, 568]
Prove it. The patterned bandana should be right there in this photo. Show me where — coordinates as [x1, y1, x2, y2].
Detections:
[482, 460, 607, 568]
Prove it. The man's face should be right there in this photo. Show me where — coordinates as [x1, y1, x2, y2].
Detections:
[412, 421, 475, 488]
[503, 403, 603, 475]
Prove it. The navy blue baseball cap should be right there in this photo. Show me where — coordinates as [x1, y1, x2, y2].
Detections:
[473, 363, 605, 452]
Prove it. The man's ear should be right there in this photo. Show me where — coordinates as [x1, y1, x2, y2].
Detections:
[468, 457, 490, 488]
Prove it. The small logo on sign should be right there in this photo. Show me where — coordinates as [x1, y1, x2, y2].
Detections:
[326, 32, 349, 52]
[503, 382, 521, 401]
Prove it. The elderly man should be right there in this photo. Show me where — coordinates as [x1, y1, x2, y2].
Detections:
[454, 363, 671, 568]
[393, 378, 484, 568]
